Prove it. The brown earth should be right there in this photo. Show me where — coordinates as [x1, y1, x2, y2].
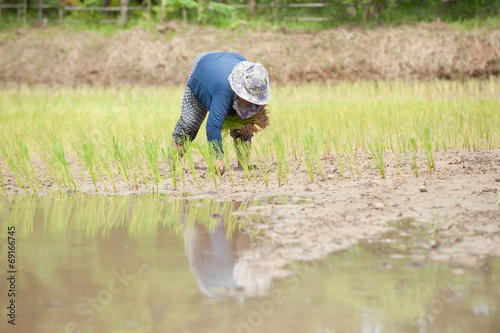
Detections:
[1, 20, 500, 86]
[2, 149, 499, 273]
[181, 149, 500, 274]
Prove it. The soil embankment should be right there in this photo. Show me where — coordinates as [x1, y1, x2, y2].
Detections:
[1, 20, 500, 86]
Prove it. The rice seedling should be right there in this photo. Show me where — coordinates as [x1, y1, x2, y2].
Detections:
[253, 145, 271, 188]
[249, 161, 259, 183]
[16, 139, 41, 192]
[141, 138, 162, 186]
[161, 145, 176, 188]
[130, 158, 140, 190]
[0, 166, 5, 194]
[1, 139, 42, 194]
[195, 142, 220, 189]
[95, 156, 109, 192]
[161, 142, 187, 189]
[98, 151, 117, 193]
[36, 147, 63, 195]
[273, 136, 288, 186]
[366, 138, 386, 179]
[221, 105, 270, 134]
[313, 132, 324, 179]
[131, 142, 151, 189]
[72, 138, 99, 192]
[423, 127, 435, 174]
[233, 138, 253, 182]
[410, 138, 419, 178]
[106, 135, 131, 187]
[44, 133, 77, 191]
[183, 141, 202, 190]
[331, 136, 345, 179]
[302, 135, 317, 183]
[0, 141, 30, 194]
[343, 139, 360, 179]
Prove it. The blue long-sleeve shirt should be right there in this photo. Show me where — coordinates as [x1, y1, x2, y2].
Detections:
[187, 52, 246, 154]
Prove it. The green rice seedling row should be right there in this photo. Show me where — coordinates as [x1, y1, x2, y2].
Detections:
[0, 80, 499, 194]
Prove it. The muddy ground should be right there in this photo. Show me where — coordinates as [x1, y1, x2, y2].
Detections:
[2, 149, 499, 273]
[189, 149, 500, 275]
[1, 20, 500, 86]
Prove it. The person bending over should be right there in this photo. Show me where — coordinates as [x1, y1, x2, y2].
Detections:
[172, 52, 271, 175]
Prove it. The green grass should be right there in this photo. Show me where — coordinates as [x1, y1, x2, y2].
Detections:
[2, 6, 498, 34]
[0, 79, 499, 194]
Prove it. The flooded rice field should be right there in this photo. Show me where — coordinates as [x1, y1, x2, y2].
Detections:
[0, 194, 499, 333]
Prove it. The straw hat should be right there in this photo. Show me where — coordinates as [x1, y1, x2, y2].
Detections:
[228, 61, 271, 105]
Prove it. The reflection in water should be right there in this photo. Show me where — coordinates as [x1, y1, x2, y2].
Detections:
[0, 194, 498, 333]
[0, 193, 251, 238]
[174, 197, 272, 300]
[183, 220, 271, 300]
[0, 194, 273, 299]
[185, 221, 242, 298]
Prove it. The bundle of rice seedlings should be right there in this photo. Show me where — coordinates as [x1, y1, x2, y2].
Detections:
[222, 105, 270, 136]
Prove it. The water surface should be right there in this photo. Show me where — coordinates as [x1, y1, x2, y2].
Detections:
[0, 194, 498, 333]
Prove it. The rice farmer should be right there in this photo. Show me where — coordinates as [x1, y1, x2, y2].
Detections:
[172, 52, 271, 175]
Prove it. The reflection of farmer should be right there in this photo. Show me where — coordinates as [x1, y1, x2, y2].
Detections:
[183, 220, 272, 299]
[172, 52, 271, 175]
[183, 222, 242, 298]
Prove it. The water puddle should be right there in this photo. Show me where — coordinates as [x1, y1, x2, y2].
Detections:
[0, 195, 498, 333]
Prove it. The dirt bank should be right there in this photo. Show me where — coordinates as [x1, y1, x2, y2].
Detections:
[1, 21, 500, 86]
[2, 149, 499, 271]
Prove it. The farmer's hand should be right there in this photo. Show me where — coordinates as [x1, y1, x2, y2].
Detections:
[170, 141, 185, 172]
[238, 124, 253, 136]
[215, 159, 225, 176]
[172, 141, 185, 159]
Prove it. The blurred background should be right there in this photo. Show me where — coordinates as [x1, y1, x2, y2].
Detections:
[1, 0, 499, 28]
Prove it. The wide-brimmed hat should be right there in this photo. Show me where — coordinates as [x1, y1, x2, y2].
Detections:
[228, 61, 271, 105]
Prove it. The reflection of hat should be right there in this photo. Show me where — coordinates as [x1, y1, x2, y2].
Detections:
[228, 61, 271, 105]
